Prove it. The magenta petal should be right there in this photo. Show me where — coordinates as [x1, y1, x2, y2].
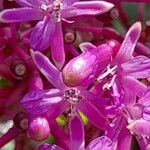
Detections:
[79, 42, 96, 52]
[31, 17, 56, 51]
[38, 144, 64, 150]
[138, 88, 150, 106]
[0, 7, 43, 23]
[50, 22, 65, 70]
[116, 126, 132, 150]
[50, 122, 70, 150]
[16, 0, 49, 7]
[63, 0, 79, 6]
[62, 1, 114, 18]
[77, 96, 109, 129]
[31, 50, 66, 90]
[143, 106, 150, 121]
[121, 76, 146, 106]
[21, 89, 63, 115]
[127, 119, 150, 136]
[81, 89, 106, 112]
[69, 116, 85, 150]
[121, 56, 150, 79]
[114, 22, 141, 64]
[86, 136, 113, 150]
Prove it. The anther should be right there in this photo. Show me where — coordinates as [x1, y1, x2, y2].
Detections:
[64, 30, 76, 44]
[64, 89, 81, 105]
[13, 112, 28, 131]
[10, 58, 27, 80]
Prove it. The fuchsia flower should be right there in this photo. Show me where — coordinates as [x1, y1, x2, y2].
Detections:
[2, 1, 150, 149]
[0, 0, 114, 69]
[21, 44, 113, 130]
[94, 22, 150, 107]
[94, 22, 150, 149]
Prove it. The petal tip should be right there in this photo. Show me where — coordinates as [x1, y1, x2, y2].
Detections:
[0, 11, 7, 23]
[102, 1, 114, 10]
[131, 21, 142, 34]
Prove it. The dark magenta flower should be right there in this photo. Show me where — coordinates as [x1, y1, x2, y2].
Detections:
[0, 0, 114, 69]
[21, 48, 109, 129]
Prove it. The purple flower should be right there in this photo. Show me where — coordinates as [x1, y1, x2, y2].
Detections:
[0, 0, 114, 69]
[38, 115, 113, 150]
[95, 22, 150, 106]
[94, 22, 150, 150]
[21, 49, 109, 129]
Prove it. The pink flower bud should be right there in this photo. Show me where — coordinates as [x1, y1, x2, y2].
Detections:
[28, 117, 50, 142]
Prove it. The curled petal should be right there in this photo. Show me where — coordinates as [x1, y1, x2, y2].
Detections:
[86, 136, 113, 150]
[50, 22, 65, 70]
[121, 56, 150, 79]
[0, 7, 43, 23]
[62, 1, 114, 18]
[114, 22, 141, 64]
[143, 106, 150, 121]
[121, 76, 146, 106]
[127, 119, 150, 136]
[138, 88, 150, 106]
[69, 116, 85, 150]
[31, 50, 66, 90]
[31, 17, 55, 51]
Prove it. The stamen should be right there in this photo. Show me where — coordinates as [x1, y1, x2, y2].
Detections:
[41, 4, 48, 11]
[64, 89, 82, 105]
[64, 30, 76, 44]
[102, 74, 116, 90]
[96, 65, 117, 83]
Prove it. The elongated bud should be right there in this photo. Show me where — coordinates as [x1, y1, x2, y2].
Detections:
[62, 43, 112, 87]
[13, 112, 28, 131]
[10, 58, 27, 80]
[28, 117, 50, 142]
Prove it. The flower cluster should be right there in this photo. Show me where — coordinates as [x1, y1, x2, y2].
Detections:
[1, 0, 150, 150]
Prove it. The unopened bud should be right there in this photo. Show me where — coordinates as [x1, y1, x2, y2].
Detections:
[28, 117, 50, 142]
